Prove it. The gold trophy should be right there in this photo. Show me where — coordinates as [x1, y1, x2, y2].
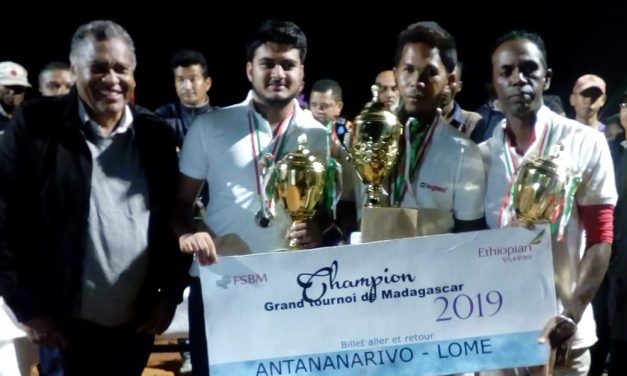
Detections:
[346, 85, 403, 207]
[275, 134, 326, 249]
[512, 145, 574, 222]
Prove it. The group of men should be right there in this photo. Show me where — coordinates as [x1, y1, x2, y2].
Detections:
[0, 17, 622, 376]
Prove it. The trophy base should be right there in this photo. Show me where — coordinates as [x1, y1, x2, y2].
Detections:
[360, 207, 454, 243]
[365, 184, 384, 208]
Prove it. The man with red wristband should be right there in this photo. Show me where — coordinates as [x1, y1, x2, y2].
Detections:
[481, 31, 616, 375]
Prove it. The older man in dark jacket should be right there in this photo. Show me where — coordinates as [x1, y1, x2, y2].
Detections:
[0, 20, 190, 376]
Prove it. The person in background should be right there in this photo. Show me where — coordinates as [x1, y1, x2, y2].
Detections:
[374, 69, 399, 112]
[155, 49, 216, 150]
[38, 61, 75, 97]
[440, 62, 482, 137]
[602, 113, 623, 141]
[606, 90, 627, 375]
[0, 61, 31, 133]
[544, 94, 566, 116]
[309, 78, 350, 144]
[570, 74, 607, 132]
[308, 78, 358, 244]
[0, 20, 190, 376]
[470, 84, 505, 143]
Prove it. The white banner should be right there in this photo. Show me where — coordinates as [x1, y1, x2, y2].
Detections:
[200, 226, 557, 375]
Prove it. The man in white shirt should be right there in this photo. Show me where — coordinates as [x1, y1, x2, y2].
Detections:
[481, 31, 616, 375]
[172, 19, 329, 374]
[389, 21, 485, 232]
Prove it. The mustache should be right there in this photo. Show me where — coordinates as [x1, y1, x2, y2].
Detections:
[268, 79, 286, 86]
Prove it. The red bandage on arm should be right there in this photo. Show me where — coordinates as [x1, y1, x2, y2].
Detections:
[578, 204, 614, 248]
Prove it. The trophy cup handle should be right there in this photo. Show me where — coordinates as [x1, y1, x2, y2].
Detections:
[370, 84, 380, 102]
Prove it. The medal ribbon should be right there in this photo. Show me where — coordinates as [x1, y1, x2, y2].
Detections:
[247, 107, 294, 212]
[325, 120, 342, 219]
[391, 115, 439, 207]
[326, 120, 339, 156]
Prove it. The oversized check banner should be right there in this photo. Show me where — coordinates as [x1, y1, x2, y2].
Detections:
[200, 226, 557, 376]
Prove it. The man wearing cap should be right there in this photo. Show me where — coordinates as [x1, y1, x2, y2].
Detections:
[570, 74, 607, 132]
[0, 61, 31, 133]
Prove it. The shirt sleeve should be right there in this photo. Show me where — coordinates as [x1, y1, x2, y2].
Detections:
[453, 141, 486, 221]
[179, 117, 210, 180]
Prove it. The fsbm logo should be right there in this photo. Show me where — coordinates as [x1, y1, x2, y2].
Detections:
[233, 273, 268, 285]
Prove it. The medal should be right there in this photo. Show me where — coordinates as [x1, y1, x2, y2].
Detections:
[255, 207, 273, 228]
[248, 109, 293, 230]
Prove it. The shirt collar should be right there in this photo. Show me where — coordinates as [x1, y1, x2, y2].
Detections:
[447, 101, 464, 127]
[180, 98, 210, 109]
[78, 99, 133, 137]
[243, 90, 302, 123]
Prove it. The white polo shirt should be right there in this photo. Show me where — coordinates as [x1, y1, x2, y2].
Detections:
[180, 92, 328, 274]
[481, 105, 617, 348]
[400, 118, 485, 225]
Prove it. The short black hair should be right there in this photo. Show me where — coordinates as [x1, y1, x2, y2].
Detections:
[492, 30, 548, 69]
[39, 61, 72, 87]
[40, 61, 71, 73]
[311, 79, 343, 102]
[170, 49, 210, 77]
[246, 20, 307, 63]
[395, 21, 457, 73]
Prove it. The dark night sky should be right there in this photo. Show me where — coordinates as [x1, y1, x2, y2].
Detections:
[3, 2, 626, 119]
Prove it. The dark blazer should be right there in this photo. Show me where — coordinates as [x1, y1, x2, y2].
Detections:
[608, 136, 627, 339]
[0, 89, 191, 323]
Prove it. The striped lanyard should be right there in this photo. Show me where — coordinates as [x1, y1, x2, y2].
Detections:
[324, 120, 342, 218]
[247, 108, 294, 208]
[391, 115, 439, 207]
[497, 121, 553, 227]
[326, 120, 339, 156]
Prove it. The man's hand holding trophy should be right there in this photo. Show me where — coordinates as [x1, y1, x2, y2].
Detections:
[506, 143, 582, 373]
[273, 134, 328, 249]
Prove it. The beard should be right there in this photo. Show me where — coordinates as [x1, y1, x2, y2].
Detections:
[252, 86, 295, 108]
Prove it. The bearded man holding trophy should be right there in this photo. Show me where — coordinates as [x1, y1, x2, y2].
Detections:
[481, 31, 616, 375]
[349, 21, 486, 242]
[172, 20, 332, 374]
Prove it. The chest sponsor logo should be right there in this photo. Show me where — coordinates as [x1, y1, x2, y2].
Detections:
[419, 181, 448, 193]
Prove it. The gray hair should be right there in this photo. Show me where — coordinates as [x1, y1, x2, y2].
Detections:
[69, 20, 136, 69]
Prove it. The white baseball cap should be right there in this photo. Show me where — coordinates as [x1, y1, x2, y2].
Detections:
[0, 61, 32, 87]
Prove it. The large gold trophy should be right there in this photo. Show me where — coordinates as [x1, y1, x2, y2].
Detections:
[275, 134, 326, 249]
[511, 145, 576, 223]
[346, 85, 403, 207]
